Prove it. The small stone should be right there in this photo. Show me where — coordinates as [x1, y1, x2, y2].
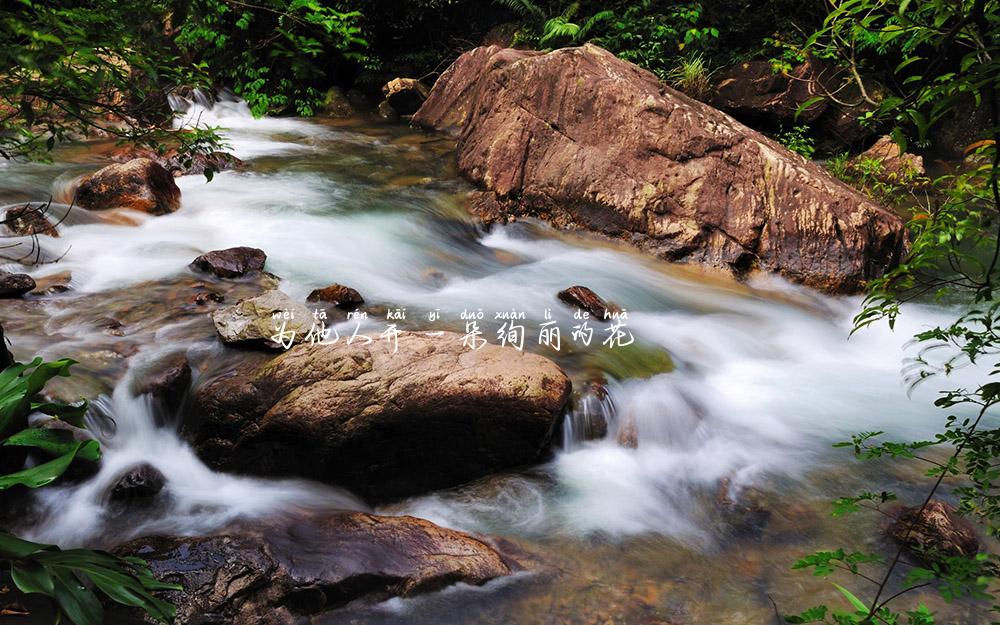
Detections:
[0, 273, 35, 298]
[190, 247, 266, 278]
[108, 464, 166, 501]
[4, 204, 59, 237]
[306, 283, 364, 310]
[557, 285, 621, 321]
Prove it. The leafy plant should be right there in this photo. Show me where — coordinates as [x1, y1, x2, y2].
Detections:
[775, 124, 816, 159]
[786, 0, 1000, 623]
[593, 1, 718, 80]
[0, 356, 178, 624]
[0, 0, 211, 161]
[174, 0, 369, 116]
[665, 52, 713, 101]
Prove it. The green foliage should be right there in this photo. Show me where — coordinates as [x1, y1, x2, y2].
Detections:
[0, 0, 205, 161]
[664, 52, 713, 101]
[0, 357, 178, 624]
[174, 0, 369, 116]
[592, 1, 718, 79]
[775, 124, 816, 159]
[787, 0, 1000, 623]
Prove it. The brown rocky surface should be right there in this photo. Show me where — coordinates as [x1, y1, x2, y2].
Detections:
[413, 45, 906, 293]
[113, 512, 515, 625]
[190, 246, 267, 278]
[188, 331, 572, 500]
[74, 158, 181, 214]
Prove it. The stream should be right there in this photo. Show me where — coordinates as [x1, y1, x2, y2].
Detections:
[0, 95, 993, 624]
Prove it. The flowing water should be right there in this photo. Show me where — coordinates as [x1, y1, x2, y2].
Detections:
[0, 94, 993, 624]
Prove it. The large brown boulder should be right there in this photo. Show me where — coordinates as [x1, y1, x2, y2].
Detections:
[74, 158, 181, 215]
[413, 45, 906, 293]
[114, 512, 515, 625]
[188, 331, 571, 500]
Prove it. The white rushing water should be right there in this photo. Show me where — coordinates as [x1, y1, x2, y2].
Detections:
[7, 95, 991, 547]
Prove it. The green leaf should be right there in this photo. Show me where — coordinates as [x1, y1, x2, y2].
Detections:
[12, 560, 55, 595]
[834, 583, 870, 614]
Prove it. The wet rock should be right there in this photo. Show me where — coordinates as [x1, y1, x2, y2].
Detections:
[98, 316, 126, 336]
[192, 290, 224, 305]
[306, 283, 364, 310]
[3, 203, 59, 237]
[30, 271, 72, 295]
[74, 158, 181, 215]
[848, 135, 925, 183]
[413, 45, 905, 293]
[557, 285, 620, 321]
[0, 273, 35, 298]
[713, 59, 829, 125]
[421, 268, 449, 288]
[616, 415, 638, 449]
[108, 146, 243, 177]
[189, 331, 572, 500]
[382, 77, 430, 116]
[133, 353, 192, 412]
[211, 289, 313, 348]
[322, 86, 355, 118]
[108, 463, 166, 502]
[113, 512, 515, 625]
[717, 479, 771, 537]
[190, 246, 267, 278]
[377, 99, 400, 121]
[888, 500, 979, 560]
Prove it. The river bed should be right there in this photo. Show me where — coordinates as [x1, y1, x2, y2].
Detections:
[0, 97, 993, 624]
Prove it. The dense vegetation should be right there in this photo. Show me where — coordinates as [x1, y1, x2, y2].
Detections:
[1, 1, 998, 624]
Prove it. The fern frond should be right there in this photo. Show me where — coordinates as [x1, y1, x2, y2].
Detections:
[576, 9, 614, 42]
[540, 16, 580, 46]
[494, 0, 546, 21]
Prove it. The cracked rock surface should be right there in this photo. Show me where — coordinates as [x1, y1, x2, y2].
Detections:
[114, 512, 516, 625]
[187, 331, 572, 500]
[413, 44, 906, 293]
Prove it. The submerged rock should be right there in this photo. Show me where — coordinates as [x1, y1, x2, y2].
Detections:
[382, 77, 431, 116]
[74, 158, 181, 215]
[888, 500, 979, 560]
[413, 45, 905, 293]
[113, 512, 515, 625]
[133, 352, 192, 412]
[0, 273, 35, 298]
[557, 285, 620, 321]
[189, 331, 572, 500]
[108, 463, 166, 502]
[190, 246, 267, 278]
[306, 283, 364, 310]
[3, 203, 59, 237]
[210, 290, 313, 348]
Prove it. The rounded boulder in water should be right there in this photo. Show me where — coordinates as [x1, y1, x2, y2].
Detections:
[188, 331, 572, 501]
[73, 158, 181, 215]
